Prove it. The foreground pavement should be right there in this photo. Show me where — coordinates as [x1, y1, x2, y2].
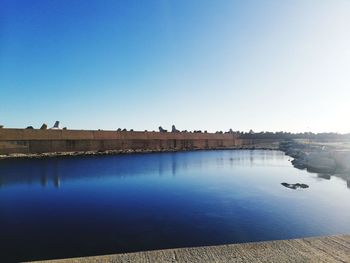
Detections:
[31, 235, 350, 263]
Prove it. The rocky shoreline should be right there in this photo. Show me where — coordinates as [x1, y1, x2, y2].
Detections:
[279, 140, 350, 175]
[0, 145, 278, 160]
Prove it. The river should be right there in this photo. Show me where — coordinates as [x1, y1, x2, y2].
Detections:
[1, 150, 349, 262]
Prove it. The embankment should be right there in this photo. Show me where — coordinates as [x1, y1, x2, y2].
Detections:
[0, 128, 280, 158]
[30, 235, 350, 263]
[280, 140, 350, 174]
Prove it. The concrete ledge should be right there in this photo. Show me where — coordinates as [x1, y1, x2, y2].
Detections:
[31, 235, 350, 263]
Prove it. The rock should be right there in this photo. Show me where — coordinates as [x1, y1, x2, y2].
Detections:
[297, 183, 309, 188]
[333, 151, 350, 172]
[291, 158, 306, 169]
[172, 125, 180, 133]
[280, 140, 339, 173]
[26, 126, 34, 129]
[305, 152, 337, 173]
[40, 123, 47, 130]
[159, 126, 167, 132]
[281, 183, 309, 190]
[62, 127, 67, 130]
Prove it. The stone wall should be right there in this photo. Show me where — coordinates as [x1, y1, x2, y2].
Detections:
[0, 129, 241, 154]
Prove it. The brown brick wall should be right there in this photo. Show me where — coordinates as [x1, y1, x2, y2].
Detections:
[0, 129, 239, 154]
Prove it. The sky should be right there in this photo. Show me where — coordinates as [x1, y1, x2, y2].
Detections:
[1, 0, 350, 133]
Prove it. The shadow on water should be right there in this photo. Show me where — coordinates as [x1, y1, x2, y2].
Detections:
[315, 172, 350, 189]
[318, 174, 331, 180]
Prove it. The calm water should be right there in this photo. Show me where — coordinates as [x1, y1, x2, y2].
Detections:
[1, 150, 350, 262]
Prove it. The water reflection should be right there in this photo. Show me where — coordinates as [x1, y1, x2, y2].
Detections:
[315, 172, 350, 189]
[1, 150, 350, 262]
[318, 174, 331, 180]
[0, 150, 349, 190]
[54, 175, 60, 188]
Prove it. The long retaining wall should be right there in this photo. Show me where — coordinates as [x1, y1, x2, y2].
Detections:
[0, 129, 248, 155]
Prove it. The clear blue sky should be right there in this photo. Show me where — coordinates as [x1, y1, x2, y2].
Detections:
[1, 0, 349, 133]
